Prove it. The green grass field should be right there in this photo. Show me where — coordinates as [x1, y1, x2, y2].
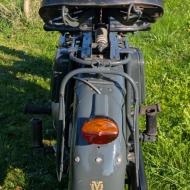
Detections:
[0, 0, 190, 189]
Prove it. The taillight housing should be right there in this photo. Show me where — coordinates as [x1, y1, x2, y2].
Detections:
[81, 118, 119, 144]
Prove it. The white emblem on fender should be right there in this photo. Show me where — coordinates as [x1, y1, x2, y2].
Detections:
[90, 181, 104, 190]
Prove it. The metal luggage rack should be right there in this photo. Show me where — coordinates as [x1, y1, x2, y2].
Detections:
[58, 67, 140, 183]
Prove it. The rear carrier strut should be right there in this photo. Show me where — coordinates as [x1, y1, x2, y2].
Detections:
[58, 67, 140, 186]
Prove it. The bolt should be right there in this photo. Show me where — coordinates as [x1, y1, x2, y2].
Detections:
[75, 156, 80, 163]
[95, 157, 103, 163]
[116, 157, 122, 165]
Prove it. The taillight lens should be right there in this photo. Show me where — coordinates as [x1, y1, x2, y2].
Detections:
[81, 118, 119, 144]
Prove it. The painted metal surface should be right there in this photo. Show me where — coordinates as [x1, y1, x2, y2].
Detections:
[109, 32, 120, 60]
[81, 32, 92, 59]
[58, 67, 140, 188]
[71, 67, 127, 190]
[50, 31, 146, 189]
[125, 47, 145, 105]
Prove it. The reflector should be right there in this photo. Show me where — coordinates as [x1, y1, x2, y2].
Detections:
[82, 118, 119, 144]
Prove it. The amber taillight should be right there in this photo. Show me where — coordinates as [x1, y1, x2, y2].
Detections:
[81, 118, 119, 144]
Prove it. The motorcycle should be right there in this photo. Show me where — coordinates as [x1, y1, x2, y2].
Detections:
[25, 0, 163, 189]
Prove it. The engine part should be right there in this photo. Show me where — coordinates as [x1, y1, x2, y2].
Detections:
[95, 27, 108, 52]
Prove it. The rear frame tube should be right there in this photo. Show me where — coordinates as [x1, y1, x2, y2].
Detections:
[58, 67, 140, 187]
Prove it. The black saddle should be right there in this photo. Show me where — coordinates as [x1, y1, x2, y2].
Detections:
[39, 0, 163, 31]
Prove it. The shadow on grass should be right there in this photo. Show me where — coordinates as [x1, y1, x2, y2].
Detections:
[0, 45, 65, 190]
[0, 45, 52, 79]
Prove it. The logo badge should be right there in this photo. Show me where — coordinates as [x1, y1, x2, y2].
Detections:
[90, 181, 104, 190]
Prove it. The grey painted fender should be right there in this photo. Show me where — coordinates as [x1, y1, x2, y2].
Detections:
[69, 67, 128, 190]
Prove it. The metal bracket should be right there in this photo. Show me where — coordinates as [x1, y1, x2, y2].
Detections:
[58, 68, 140, 186]
[140, 133, 157, 142]
[140, 103, 161, 115]
[140, 104, 161, 142]
[109, 32, 120, 60]
[81, 32, 92, 59]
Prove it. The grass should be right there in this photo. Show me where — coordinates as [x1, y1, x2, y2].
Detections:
[0, 0, 190, 189]
[128, 1, 190, 189]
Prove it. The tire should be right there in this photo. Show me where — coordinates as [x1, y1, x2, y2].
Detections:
[127, 146, 148, 190]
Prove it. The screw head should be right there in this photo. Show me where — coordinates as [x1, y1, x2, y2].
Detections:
[75, 156, 80, 163]
[95, 157, 103, 163]
[116, 157, 122, 165]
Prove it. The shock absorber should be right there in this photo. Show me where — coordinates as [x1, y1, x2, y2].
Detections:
[95, 26, 108, 53]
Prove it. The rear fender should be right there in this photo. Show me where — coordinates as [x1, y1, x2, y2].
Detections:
[69, 69, 127, 190]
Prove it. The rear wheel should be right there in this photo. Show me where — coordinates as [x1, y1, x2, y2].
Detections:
[127, 146, 147, 190]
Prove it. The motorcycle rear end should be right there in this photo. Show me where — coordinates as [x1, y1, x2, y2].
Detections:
[25, 0, 163, 189]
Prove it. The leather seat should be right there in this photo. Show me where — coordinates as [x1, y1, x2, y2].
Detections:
[39, 0, 163, 27]
[40, 0, 163, 7]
